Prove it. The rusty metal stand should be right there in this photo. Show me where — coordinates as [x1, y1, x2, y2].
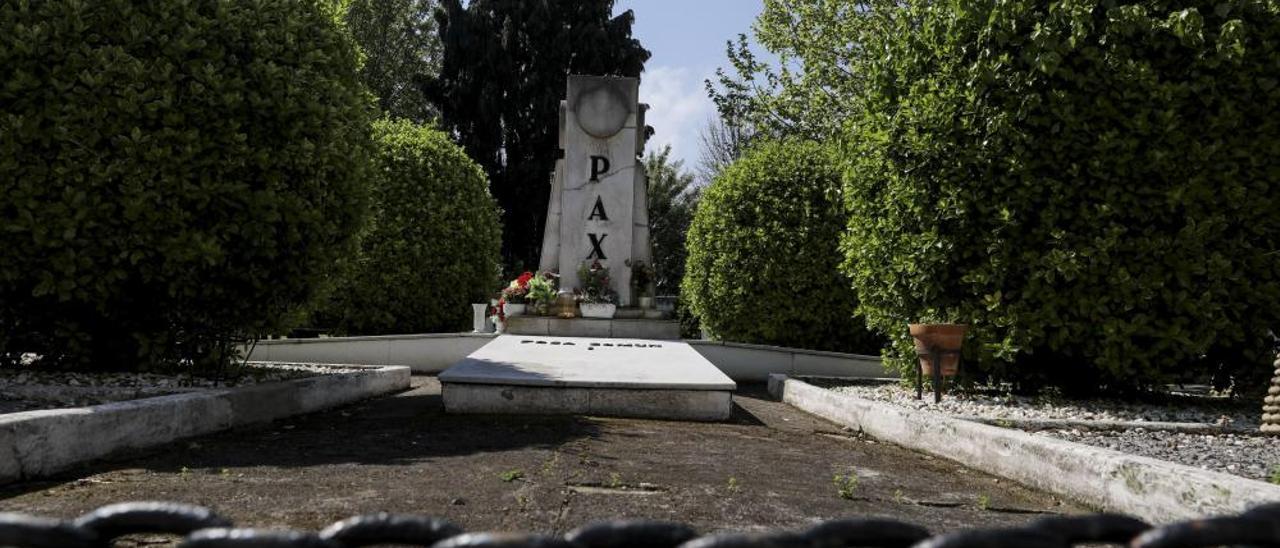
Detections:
[915, 348, 962, 403]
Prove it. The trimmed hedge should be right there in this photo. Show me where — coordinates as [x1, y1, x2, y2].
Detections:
[683, 139, 884, 354]
[841, 0, 1280, 392]
[0, 0, 372, 371]
[318, 119, 502, 335]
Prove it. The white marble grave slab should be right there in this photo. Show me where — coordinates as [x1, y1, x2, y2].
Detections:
[439, 335, 736, 420]
[440, 335, 734, 390]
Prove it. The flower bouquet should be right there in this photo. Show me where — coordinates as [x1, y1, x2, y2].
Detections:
[526, 271, 559, 315]
[500, 271, 533, 316]
[575, 260, 618, 319]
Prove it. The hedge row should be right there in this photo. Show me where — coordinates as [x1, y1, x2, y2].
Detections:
[0, 0, 499, 371]
[314, 119, 501, 335]
[682, 140, 884, 355]
[841, 0, 1280, 392]
[689, 1, 1280, 393]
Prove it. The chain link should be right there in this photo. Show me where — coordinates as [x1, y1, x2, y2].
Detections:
[0, 500, 1277, 547]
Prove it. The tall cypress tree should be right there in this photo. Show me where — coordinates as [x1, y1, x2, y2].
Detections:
[423, 0, 649, 271]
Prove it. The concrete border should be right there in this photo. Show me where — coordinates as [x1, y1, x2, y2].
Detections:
[768, 374, 1280, 523]
[246, 333, 892, 380]
[0, 364, 410, 485]
[246, 333, 497, 373]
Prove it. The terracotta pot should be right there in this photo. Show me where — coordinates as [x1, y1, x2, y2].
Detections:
[908, 323, 967, 376]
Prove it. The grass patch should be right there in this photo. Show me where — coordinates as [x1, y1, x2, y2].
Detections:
[833, 470, 859, 499]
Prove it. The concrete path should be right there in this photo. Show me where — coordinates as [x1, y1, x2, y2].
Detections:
[0, 377, 1082, 539]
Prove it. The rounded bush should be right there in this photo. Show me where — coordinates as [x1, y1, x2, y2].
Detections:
[841, 1, 1280, 391]
[0, 0, 372, 370]
[319, 119, 502, 335]
[682, 140, 884, 354]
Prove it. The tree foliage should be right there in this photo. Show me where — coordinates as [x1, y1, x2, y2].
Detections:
[317, 120, 501, 335]
[424, 0, 650, 271]
[683, 140, 883, 354]
[344, 0, 441, 123]
[644, 146, 699, 295]
[840, 0, 1280, 392]
[695, 115, 752, 185]
[0, 0, 372, 371]
[706, 1, 865, 141]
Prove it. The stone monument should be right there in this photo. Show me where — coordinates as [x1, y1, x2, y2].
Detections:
[538, 75, 652, 306]
[438, 75, 735, 422]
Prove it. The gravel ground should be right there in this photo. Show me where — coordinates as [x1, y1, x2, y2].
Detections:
[0, 362, 351, 414]
[816, 378, 1277, 483]
[822, 380, 1260, 429]
[1035, 429, 1280, 483]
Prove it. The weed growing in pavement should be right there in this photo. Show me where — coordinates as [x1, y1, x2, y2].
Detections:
[977, 494, 991, 510]
[833, 470, 858, 499]
[1269, 465, 1280, 485]
[500, 469, 524, 482]
[726, 476, 740, 494]
[893, 489, 906, 504]
[608, 472, 623, 489]
[541, 453, 560, 475]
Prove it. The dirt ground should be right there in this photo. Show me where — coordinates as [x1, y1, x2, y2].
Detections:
[0, 376, 1083, 539]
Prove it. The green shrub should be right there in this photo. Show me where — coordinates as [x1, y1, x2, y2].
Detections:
[0, 0, 372, 371]
[317, 119, 501, 335]
[683, 139, 884, 354]
[841, 0, 1280, 392]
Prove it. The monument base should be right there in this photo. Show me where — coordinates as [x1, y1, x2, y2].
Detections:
[442, 384, 731, 421]
[505, 316, 679, 340]
[439, 335, 736, 421]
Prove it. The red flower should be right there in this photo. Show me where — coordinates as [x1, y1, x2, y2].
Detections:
[516, 271, 534, 288]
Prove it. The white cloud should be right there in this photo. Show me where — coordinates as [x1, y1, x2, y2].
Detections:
[640, 66, 712, 171]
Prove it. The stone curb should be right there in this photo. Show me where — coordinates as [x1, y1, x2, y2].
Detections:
[0, 364, 410, 485]
[767, 374, 1280, 523]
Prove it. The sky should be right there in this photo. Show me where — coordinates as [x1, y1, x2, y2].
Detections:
[613, 0, 766, 172]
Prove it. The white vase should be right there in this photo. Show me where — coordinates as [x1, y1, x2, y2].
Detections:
[471, 303, 489, 333]
[580, 303, 617, 319]
[494, 319, 506, 333]
[505, 303, 526, 317]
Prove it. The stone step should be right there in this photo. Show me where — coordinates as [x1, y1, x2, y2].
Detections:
[505, 316, 680, 340]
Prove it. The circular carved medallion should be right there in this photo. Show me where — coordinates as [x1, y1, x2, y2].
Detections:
[574, 84, 630, 138]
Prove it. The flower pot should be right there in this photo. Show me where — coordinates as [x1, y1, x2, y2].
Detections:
[494, 319, 506, 334]
[504, 303, 526, 317]
[908, 323, 967, 376]
[580, 303, 617, 319]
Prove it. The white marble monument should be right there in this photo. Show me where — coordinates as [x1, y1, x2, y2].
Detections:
[439, 76, 735, 422]
[538, 75, 652, 306]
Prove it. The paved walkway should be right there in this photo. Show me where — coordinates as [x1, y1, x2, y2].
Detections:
[0, 377, 1080, 538]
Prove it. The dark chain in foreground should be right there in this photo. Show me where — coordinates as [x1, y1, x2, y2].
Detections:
[1, 500, 1278, 547]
